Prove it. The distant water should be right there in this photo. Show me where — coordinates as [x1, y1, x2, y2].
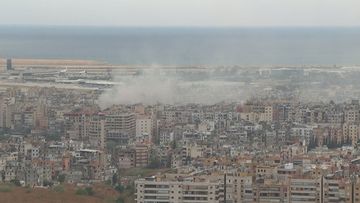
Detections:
[0, 26, 359, 65]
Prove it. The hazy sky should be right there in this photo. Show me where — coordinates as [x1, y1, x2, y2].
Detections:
[1, 0, 360, 27]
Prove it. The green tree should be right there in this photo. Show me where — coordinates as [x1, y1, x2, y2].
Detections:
[115, 197, 125, 203]
[114, 183, 125, 193]
[10, 179, 21, 187]
[57, 174, 66, 183]
[43, 180, 54, 187]
[76, 187, 94, 196]
[112, 173, 118, 186]
[84, 187, 94, 195]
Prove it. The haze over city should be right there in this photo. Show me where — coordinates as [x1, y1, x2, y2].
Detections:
[0, 1, 360, 203]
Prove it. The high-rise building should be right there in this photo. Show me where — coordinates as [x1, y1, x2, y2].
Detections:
[88, 113, 106, 150]
[6, 59, 12, 71]
[64, 110, 94, 140]
[105, 112, 136, 140]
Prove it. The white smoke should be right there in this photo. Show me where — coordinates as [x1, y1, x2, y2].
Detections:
[97, 65, 360, 107]
[98, 68, 176, 107]
[98, 67, 251, 107]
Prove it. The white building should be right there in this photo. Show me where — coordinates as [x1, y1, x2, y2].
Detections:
[136, 115, 153, 140]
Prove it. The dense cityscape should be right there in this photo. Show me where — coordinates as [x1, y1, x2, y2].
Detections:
[1, 0, 359, 202]
[0, 59, 360, 202]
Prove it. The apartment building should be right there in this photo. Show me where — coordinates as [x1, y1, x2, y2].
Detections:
[105, 112, 136, 139]
[343, 123, 360, 146]
[135, 176, 222, 203]
[290, 179, 319, 203]
[345, 110, 360, 123]
[135, 144, 150, 167]
[254, 182, 289, 203]
[136, 115, 153, 139]
[87, 113, 106, 150]
[64, 110, 95, 140]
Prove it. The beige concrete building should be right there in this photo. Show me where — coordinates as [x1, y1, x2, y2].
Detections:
[345, 109, 359, 123]
[289, 179, 319, 203]
[343, 123, 359, 145]
[260, 106, 273, 122]
[135, 144, 150, 167]
[136, 115, 153, 139]
[88, 114, 106, 150]
[135, 176, 222, 203]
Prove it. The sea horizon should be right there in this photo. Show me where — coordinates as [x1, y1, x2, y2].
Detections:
[0, 25, 359, 66]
